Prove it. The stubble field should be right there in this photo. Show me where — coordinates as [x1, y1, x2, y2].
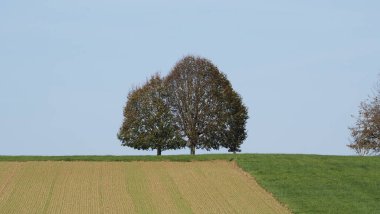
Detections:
[0, 161, 289, 214]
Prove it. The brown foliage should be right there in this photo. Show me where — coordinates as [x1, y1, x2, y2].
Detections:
[118, 56, 248, 155]
[348, 81, 380, 156]
[165, 56, 248, 154]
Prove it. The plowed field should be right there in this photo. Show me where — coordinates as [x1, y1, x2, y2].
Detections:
[0, 161, 289, 214]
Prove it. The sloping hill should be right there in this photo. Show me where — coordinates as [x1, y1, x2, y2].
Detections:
[237, 154, 380, 214]
[0, 161, 289, 214]
[1, 154, 379, 213]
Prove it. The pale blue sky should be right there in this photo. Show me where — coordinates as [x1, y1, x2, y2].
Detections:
[1, 0, 379, 155]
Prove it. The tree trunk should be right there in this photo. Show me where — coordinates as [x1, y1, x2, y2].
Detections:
[190, 145, 195, 155]
[233, 151, 236, 154]
[157, 147, 162, 156]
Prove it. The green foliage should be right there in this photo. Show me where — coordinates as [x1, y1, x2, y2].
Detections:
[219, 79, 249, 153]
[118, 74, 186, 155]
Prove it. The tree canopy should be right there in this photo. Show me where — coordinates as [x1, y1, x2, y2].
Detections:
[118, 56, 249, 155]
[220, 86, 249, 153]
[165, 56, 248, 155]
[117, 74, 185, 155]
[348, 77, 380, 156]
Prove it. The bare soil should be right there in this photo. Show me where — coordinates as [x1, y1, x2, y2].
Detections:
[0, 161, 290, 214]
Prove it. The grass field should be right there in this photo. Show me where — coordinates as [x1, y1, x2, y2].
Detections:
[0, 160, 289, 214]
[0, 154, 379, 213]
[236, 154, 380, 214]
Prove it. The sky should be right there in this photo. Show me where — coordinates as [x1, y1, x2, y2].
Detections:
[1, 0, 379, 156]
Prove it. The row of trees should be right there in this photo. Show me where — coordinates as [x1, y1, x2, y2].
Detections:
[118, 56, 249, 155]
[348, 77, 380, 156]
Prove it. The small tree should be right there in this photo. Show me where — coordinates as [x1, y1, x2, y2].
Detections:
[221, 86, 249, 154]
[118, 74, 185, 155]
[348, 78, 380, 156]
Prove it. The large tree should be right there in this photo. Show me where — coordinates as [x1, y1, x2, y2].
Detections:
[118, 74, 185, 155]
[165, 55, 248, 155]
[348, 80, 380, 156]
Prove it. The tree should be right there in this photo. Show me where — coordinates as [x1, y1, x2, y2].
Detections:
[220, 86, 249, 154]
[348, 78, 380, 156]
[117, 74, 186, 155]
[165, 55, 248, 155]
